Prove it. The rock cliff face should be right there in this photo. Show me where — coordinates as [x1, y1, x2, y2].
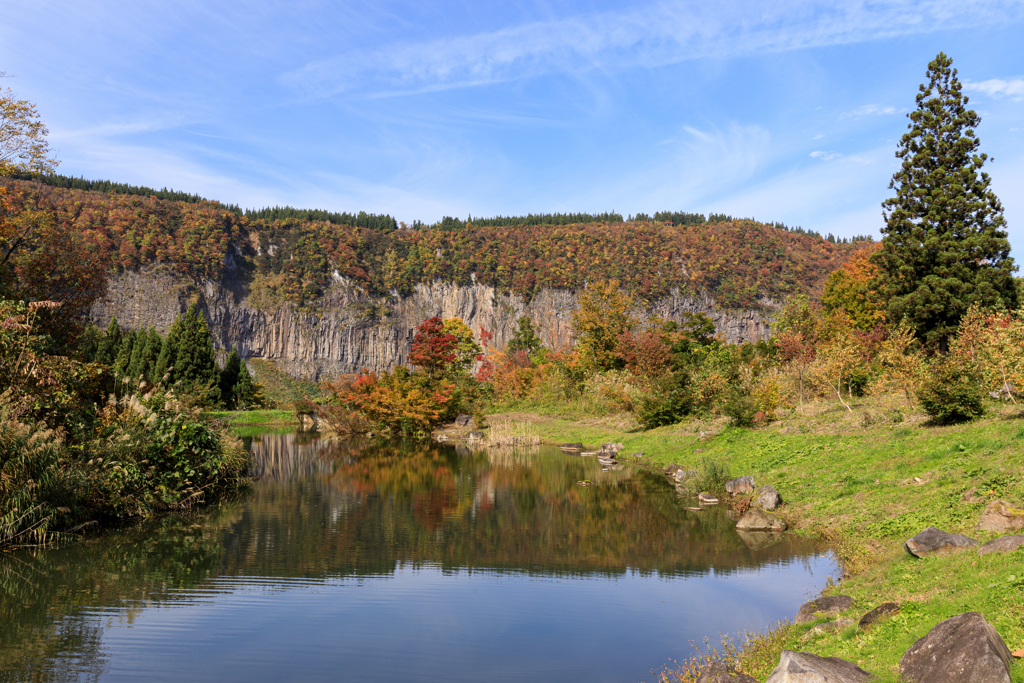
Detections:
[90, 266, 776, 381]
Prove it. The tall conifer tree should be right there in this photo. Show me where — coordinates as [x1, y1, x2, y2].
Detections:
[94, 317, 121, 365]
[154, 315, 182, 384]
[872, 52, 1017, 349]
[174, 304, 220, 401]
[219, 346, 242, 409]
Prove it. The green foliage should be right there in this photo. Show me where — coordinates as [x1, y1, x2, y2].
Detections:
[219, 347, 241, 408]
[635, 372, 694, 429]
[507, 316, 543, 355]
[169, 305, 220, 402]
[873, 53, 1017, 348]
[721, 384, 757, 427]
[233, 360, 268, 409]
[917, 358, 986, 424]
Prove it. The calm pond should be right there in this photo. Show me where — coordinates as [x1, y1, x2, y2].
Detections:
[1, 432, 837, 682]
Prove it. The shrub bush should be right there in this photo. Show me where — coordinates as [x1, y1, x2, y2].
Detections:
[917, 359, 986, 424]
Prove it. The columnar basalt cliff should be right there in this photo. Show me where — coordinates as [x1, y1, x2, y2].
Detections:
[91, 266, 775, 381]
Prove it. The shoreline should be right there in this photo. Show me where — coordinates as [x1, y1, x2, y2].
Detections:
[487, 400, 1024, 681]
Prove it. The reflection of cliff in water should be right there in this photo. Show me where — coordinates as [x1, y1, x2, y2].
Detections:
[222, 433, 826, 580]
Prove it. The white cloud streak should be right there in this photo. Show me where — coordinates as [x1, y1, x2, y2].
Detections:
[282, 0, 1024, 97]
[964, 78, 1024, 101]
[840, 104, 898, 119]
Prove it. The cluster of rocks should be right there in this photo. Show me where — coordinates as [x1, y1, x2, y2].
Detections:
[562, 442, 645, 471]
[904, 500, 1024, 558]
[699, 608, 1016, 682]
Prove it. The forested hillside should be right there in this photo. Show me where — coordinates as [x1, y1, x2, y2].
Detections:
[2, 177, 870, 311]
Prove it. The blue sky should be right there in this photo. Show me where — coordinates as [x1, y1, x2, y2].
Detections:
[3, 0, 1023, 243]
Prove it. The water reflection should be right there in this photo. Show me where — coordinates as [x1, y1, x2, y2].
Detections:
[0, 432, 836, 683]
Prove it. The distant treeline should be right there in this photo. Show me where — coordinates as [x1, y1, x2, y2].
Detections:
[14, 172, 398, 232]
[460, 212, 625, 228]
[7, 171, 233, 208]
[245, 206, 398, 232]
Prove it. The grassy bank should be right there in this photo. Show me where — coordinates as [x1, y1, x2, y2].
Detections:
[491, 396, 1024, 681]
[205, 409, 299, 427]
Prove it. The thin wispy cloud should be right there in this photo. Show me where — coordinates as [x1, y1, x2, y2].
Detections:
[810, 150, 842, 160]
[840, 104, 898, 119]
[282, 0, 1024, 97]
[964, 78, 1024, 101]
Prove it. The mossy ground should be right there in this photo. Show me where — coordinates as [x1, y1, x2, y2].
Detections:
[490, 394, 1024, 681]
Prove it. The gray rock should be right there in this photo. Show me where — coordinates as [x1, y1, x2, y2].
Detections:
[905, 527, 979, 558]
[455, 414, 473, 427]
[698, 492, 720, 505]
[795, 595, 854, 624]
[859, 602, 900, 631]
[978, 500, 1024, 534]
[631, 452, 645, 459]
[601, 442, 623, 453]
[764, 651, 874, 682]
[725, 476, 756, 496]
[467, 431, 485, 440]
[899, 612, 1012, 683]
[673, 469, 696, 482]
[736, 508, 787, 532]
[978, 534, 1024, 555]
[755, 484, 783, 510]
[802, 619, 856, 640]
[695, 660, 758, 683]
[560, 442, 583, 451]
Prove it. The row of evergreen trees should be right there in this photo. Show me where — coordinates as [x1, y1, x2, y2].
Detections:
[82, 305, 266, 409]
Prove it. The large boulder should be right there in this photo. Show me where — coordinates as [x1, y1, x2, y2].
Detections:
[904, 527, 978, 557]
[795, 595, 854, 624]
[978, 535, 1024, 555]
[899, 612, 1013, 683]
[695, 661, 758, 683]
[764, 651, 874, 682]
[978, 500, 1024, 534]
[754, 484, 783, 510]
[726, 476, 756, 496]
[455, 414, 473, 427]
[736, 508, 787, 532]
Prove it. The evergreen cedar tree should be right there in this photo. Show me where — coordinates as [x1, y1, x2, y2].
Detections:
[872, 52, 1016, 350]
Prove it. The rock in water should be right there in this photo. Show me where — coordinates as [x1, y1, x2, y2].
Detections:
[725, 476, 756, 495]
[698, 492, 720, 505]
[795, 595, 854, 624]
[978, 535, 1024, 555]
[764, 651, 874, 682]
[695, 661, 758, 683]
[899, 612, 1013, 683]
[978, 500, 1024, 533]
[754, 484, 783, 510]
[859, 602, 900, 631]
[560, 443, 583, 451]
[904, 527, 979, 557]
[736, 508, 787, 532]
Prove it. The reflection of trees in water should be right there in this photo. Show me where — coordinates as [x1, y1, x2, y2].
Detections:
[0, 514, 231, 682]
[219, 435, 826, 580]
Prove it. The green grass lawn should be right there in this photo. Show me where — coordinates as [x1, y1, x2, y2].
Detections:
[491, 396, 1024, 681]
[205, 409, 298, 426]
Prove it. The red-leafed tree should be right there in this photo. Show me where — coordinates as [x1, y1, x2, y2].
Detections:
[408, 317, 458, 376]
